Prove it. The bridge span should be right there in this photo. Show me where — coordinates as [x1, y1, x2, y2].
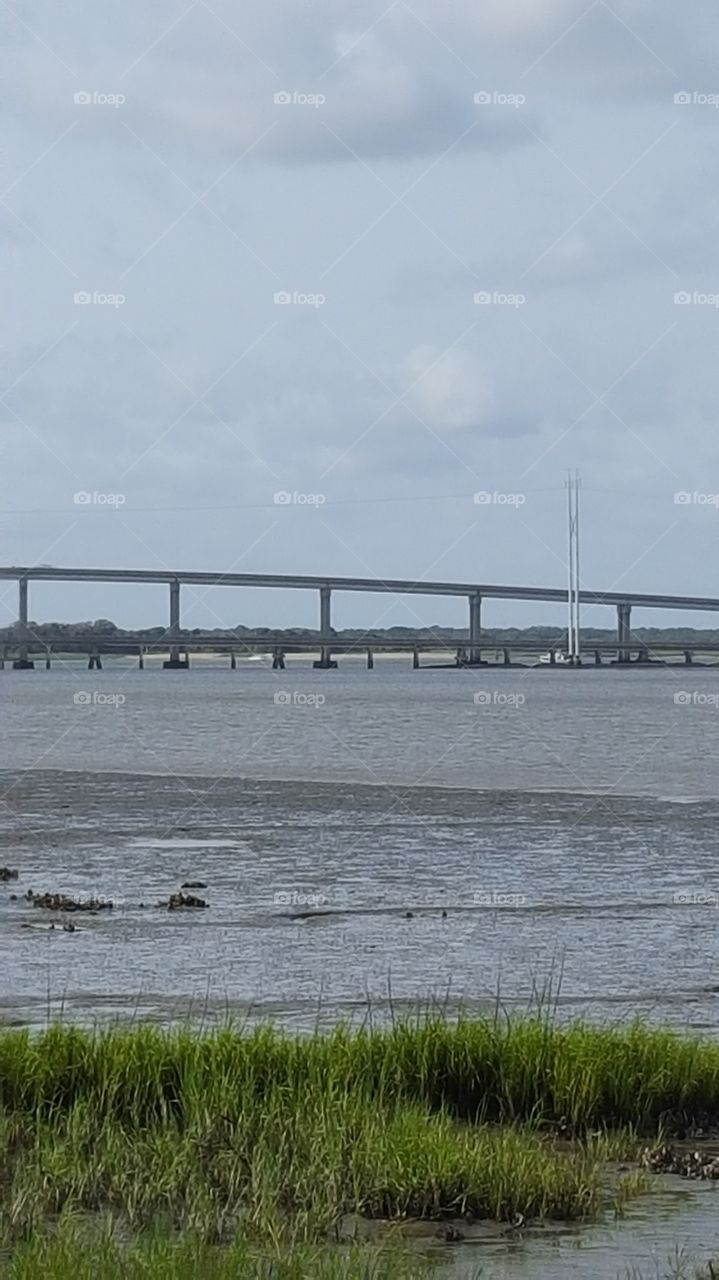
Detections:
[2, 565, 719, 669]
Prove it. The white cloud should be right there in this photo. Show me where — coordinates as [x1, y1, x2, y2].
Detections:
[404, 345, 491, 430]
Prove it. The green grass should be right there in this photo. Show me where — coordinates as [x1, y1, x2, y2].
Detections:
[0, 1014, 716, 1262]
[1, 1017, 715, 1133]
[0, 1223, 458, 1279]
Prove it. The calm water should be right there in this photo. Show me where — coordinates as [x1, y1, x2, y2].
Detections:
[2, 660, 719, 1276]
[1, 661, 719, 1029]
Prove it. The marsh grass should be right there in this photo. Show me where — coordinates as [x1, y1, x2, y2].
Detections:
[1, 1218, 459, 1279]
[0, 1015, 713, 1252]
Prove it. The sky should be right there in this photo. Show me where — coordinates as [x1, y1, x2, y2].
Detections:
[2, 0, 719, 632]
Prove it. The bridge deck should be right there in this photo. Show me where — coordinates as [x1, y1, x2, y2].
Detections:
[1, 567, 719, 613]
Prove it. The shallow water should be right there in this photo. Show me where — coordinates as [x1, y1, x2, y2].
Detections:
[2, 660, 719, 1272]
[446, 1178, 719, 1278]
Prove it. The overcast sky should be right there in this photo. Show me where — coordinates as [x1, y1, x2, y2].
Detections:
[2, 0, 719, 630]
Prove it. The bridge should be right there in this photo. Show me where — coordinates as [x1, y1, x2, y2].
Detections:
[2, 565, 719, 669]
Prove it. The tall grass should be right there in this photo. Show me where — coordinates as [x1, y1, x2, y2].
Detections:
[1, 1017, 716, 1132]
[0, 1015, 714, 1250]
[1, 1220, 463, 1280]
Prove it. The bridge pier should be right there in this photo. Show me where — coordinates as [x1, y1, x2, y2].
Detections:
[272, 648, 285, 670]
[413, 647, 420, 669]
[367, 648, 374, 669]
[467, 591, 484, 665]
[616, 603, 632, 664]
[163, 579, 189, 668]
[88, 652, 102, 670]
[594, 650, 602, 665]
[313, 586, 337, 668]
[684, 650, 693, 665]
[45, 649, 51, 670]
[230, 651, 236, 670]
[13, 577, 34, 669]
[138, 647, 144, 670]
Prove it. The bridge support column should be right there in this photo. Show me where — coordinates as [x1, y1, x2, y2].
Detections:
[13, 577, 34, 669]
[138, 647, 144, 670]
[88, 652, 102, 670]
[272, 648, 285, 670]
[594, 650, 602, 666]
[502, 648, 510, 666]
[467, 591, 484, 665]
[313, 586, 337, 668]
[45, 649, 51, 670]
[684, 650, 693, 665]
[616, 603, 632, 664]
[413, 647, 420, 669]
[230, 651, 236, 670]
[367, 648, 374, 669]
[164, 579, 189, 668]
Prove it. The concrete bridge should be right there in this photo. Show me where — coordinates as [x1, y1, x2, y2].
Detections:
[2, 565, 719, 669]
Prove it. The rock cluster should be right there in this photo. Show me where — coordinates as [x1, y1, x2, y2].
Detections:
[26, 890, 113, 913]
[642, 1143, 719, 1179]
[160, 892, 208, 911]
[0, 867, 18, 881]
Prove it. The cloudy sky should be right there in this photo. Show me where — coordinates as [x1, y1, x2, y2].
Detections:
[2, 0, 719, 631]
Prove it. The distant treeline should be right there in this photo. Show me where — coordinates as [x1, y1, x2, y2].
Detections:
[2, 620, 718, 643]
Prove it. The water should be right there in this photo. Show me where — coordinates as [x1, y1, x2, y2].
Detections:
[0, 658, 716, 797]
[2, 659, 719, 1275]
